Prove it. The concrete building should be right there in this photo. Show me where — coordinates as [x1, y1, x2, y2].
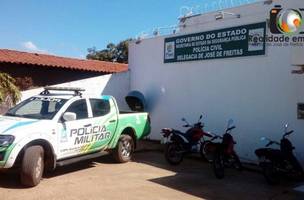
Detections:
[129, 0, 304, 163]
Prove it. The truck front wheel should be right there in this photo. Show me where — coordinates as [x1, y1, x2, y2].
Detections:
[113, 135, 134, 163]
[20, 146, 44, 187]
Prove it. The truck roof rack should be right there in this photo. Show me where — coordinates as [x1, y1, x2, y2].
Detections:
[40, 87, 85, 96]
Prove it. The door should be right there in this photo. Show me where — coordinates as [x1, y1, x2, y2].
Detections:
[57, 98, 93, 159]
[86, 98, 118, 152]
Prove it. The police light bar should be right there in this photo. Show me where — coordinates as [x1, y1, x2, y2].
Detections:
[41, 87, 86, 96]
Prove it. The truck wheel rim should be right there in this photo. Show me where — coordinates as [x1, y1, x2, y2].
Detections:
[122, 140, 131, 157]
[35, 157, 42, 179]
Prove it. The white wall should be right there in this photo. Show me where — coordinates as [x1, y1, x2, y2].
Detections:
[129, 0, 304, 163]
[21, 72, 131, 111]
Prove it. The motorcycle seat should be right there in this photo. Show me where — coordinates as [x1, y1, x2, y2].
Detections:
[255, 148, 286, 160]
[172, 130, 186, 135]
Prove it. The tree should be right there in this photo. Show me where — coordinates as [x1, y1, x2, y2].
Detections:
[86, 39, 132, 64]
[0, 73, 21, 105]
[15, 76, 34, 91]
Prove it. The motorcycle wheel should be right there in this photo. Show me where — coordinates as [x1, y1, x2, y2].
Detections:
[165, 143, 184, 165]
[262, 162, 280, 185]
[199, 142, 209, 161]
[232, 153, 243, 171]
[213, 151, 225, 179]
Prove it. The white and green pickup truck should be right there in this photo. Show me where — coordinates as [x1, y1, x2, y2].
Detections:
[0, 87, 150, 187]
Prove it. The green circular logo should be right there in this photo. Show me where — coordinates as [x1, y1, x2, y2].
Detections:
[277, 9, 302, 34]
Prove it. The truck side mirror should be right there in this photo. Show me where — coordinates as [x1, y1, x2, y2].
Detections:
[63, 112, 77, 122]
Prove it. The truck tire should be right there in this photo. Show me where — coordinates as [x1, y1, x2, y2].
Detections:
[20, 146, 44, 187]
[113, 135, 134, 163]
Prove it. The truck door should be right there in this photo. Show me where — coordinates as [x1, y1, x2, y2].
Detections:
[57, 98, 93, 159]
[87, 98, 118, 152]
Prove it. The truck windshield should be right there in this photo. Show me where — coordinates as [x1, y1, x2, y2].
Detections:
[5, 97, 67, 120]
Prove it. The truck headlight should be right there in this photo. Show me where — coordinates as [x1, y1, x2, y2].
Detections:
[0, 135, 15, 147]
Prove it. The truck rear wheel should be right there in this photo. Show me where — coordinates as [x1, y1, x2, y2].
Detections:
[20, 146, 44, 187]
[113, 135, 134, 163]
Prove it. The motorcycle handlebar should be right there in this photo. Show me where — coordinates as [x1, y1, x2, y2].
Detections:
[205, 131, 223, 140]
[284, 130, 294, 137]
[211, 135, 222, 141]
[266, 141, 273, 147]
[183, 122, 203, 128]
[204, 132, 213, 138]
[265, 141, 280, 147]
[195, 122, 203, 127]
[226, 126, 236, 132]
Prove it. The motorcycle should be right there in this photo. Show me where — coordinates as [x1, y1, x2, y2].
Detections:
[202, 119, 242, 179]
[255, 124, 304, 185]
[161, 114, 212, 165]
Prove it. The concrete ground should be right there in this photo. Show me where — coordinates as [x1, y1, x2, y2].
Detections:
[0, 151, 303, 200]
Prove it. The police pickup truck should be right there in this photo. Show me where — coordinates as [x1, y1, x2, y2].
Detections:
[0, 87, 150, 186]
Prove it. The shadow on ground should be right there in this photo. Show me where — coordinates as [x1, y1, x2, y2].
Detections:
[133, 151, 304, 200]
[0, 154, 116, 189]
[0, 151, 303, 200]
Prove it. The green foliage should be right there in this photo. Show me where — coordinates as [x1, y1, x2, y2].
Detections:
[87, 39, 132, 64]
[0, 73, 21, 105]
